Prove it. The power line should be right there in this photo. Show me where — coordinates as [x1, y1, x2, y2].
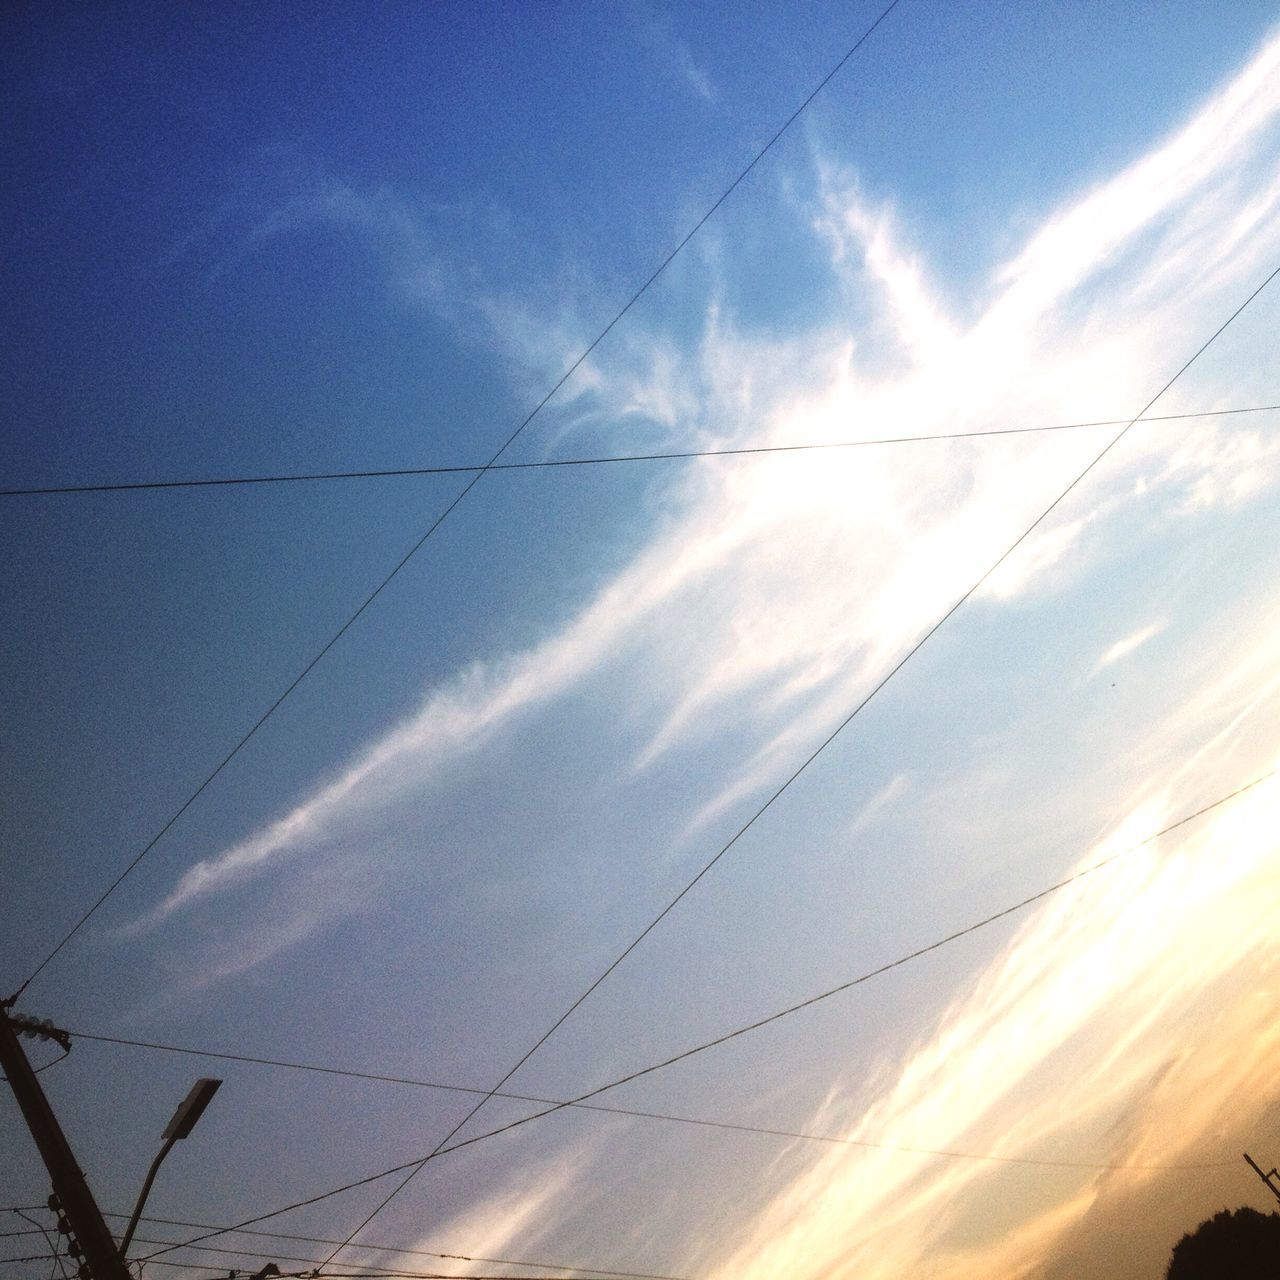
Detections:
[0, 1208, 680, 1280]
[0, 1209, 684, 1280]
[123, 1215, 664, 1273]
[63, 1028, 1234, 1173]
[11, 0, 905, 1006]
[122, 1264, 316, 1279]
[311, 261, 1280, 1259]
[315, 3, 914, 1267]
[313, 1274, 651, 1280]
[134, 1267, 625, 1280]
[311, 1268, 691, 1280]
[13, 1212, 67, 1280]
[134, 761, 1276, 1262]
[121, 1235, 687, 1280]
[140, 268, 1280, 1266]
[2, 403, 1276, 499]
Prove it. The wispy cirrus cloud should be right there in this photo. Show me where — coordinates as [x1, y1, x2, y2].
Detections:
[129, 25, 1280, 1015]
[1092, 621, 1165, 674]
[651, 574, 1280, 1278]
[627, 2, 717, 104]
[686, 743, 1280, 1280]
[360, 1145, 600, 1279]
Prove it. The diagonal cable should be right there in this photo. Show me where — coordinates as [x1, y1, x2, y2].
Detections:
[13, 0, 907, 1003]
[63, 1027, 1238, 1171]
[134, 761, 1278, 1260]
[314, 258, 1280, 1261]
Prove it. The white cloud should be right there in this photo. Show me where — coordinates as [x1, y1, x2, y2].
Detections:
[628, 2, 717, 104]
[988, 30, 1280, 338]
[654, 589, 1280, 1278]
[1092, 621, 1166, 675]
[132, 27, 1280, 1005]
[358, 1141, 604, 1279]
[691, 754, 1280, 1280]
[97, 33, 1280, 1278]
[848, 773, 910, 835]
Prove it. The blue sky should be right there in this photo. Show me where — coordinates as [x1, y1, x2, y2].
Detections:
[5, 5, 1280, 1279]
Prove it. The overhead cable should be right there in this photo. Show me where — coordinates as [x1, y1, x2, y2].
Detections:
[3, 1211, 672, 1280]
[303, 3, 917, 1266]
[11, 0, 905, 1004]
[135, 761, 1276, 1261]
[308, 260, 1280, 1257]
[121, 1234, 686, 1280]
[67, 1027, 1234, 1173]
[2, 403, 1276, 499]
[137, 1267, 631, 1280]
[118, 1215, 677, 1275]
[13, 1210, 67, 1280]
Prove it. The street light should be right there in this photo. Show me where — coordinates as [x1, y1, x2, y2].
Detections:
[119, 1078, 221, 1257]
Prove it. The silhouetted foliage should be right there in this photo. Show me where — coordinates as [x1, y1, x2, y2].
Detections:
[1165, 1205, 1280, 1278]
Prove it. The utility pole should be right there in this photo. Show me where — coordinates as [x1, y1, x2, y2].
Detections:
[0, 1007, 130, 1280]
[1244, 1152, 1280, 1207]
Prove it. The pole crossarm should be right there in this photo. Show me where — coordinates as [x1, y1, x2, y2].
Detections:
[6, 1010, 73, 1054]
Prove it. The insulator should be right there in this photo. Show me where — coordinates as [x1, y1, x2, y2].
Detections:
[56, 1216, 73, 1237]
[47, 1193, 61, 1213]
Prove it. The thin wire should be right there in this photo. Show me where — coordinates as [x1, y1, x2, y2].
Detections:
[63, 1028, 1234, 1171]
[32, 1047, 70, 1075]
[135, 1266, 623, 1280]
[108, 1216, 700, 1279]
[317, 262, 1280, 1261]
[121, 1236, 685, 1280]
[2, 403, 1276, 498]
[124, 1265, 315, 1280]
[141, 271, 1280, 1266]
[317, 1269, 637, 1280]
[13, 1212, 67, 1280]
[135, 761, 1276, 1262]
[11, 0, 906, 1005]
[319, 1270, 681, 1280]
[360, 765, 1280, 1167]
[312, 2, 906, 1263]
[106, 1218, 680, 1280]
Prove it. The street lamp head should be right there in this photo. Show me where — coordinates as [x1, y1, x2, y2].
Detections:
[161, 1077, 222, 1141]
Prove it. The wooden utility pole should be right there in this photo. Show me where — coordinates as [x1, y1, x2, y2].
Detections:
[0, 1009, 129, 1280]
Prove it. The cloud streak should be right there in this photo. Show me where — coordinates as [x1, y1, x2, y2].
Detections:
[689, 750, 1280, 1279]
[129, 26, 1280, 1041]
[1092, 621, 1165, 674]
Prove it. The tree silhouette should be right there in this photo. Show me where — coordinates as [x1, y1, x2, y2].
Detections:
[1165, 1206, 1280, 1278]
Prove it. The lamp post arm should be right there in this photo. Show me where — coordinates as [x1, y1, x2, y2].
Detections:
[119, 1135, 177, 1257]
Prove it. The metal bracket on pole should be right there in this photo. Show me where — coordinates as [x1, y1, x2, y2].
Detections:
[1244, 1152, 1280, 1206]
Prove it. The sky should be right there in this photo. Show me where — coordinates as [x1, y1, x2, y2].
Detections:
[4, 3, 1280, 1278]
